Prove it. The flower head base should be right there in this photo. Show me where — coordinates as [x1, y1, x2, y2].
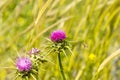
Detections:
[50, 30, 66, 42]
[28, 48, 40, 55]
[16, 57, 32, 72]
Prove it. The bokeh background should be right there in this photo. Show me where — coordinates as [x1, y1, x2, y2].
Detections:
[0, 0, 120, 80]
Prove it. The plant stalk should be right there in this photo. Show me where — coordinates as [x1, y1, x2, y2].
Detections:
[58, 53, 66, 80]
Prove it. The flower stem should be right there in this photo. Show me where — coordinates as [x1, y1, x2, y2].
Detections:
[58, 53, 66, 80]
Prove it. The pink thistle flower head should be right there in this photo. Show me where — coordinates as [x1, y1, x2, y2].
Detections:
[50, 30, 66, 42]
[28, 48, 40, 55]
[16, 57, 32, 72]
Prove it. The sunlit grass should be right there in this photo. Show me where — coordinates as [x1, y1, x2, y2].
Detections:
[0, 0, 120, 80]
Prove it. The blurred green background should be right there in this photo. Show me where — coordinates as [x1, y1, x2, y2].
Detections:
[0, 0, 120, 80]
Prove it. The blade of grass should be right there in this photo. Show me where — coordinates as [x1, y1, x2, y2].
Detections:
[98, 49, 120, 72]
[35, 0, 53, 25]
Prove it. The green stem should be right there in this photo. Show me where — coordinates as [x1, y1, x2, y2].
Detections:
[58, 53, 66, 80]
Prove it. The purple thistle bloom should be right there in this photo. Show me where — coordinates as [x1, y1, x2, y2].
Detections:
[28, 48, 40, 55]
[50, 30, 66, 42]
[16, 57, 32, 72]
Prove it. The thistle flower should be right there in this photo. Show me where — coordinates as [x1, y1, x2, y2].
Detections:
[16, 57, 32, 72]
[50, 30, 66, 42]
[28, 48, 40, 55]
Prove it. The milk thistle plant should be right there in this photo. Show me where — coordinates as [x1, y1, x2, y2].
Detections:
[14, 48, 47, 80]
[16, 57, 32, 79]
[47, 30, 72, 80]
